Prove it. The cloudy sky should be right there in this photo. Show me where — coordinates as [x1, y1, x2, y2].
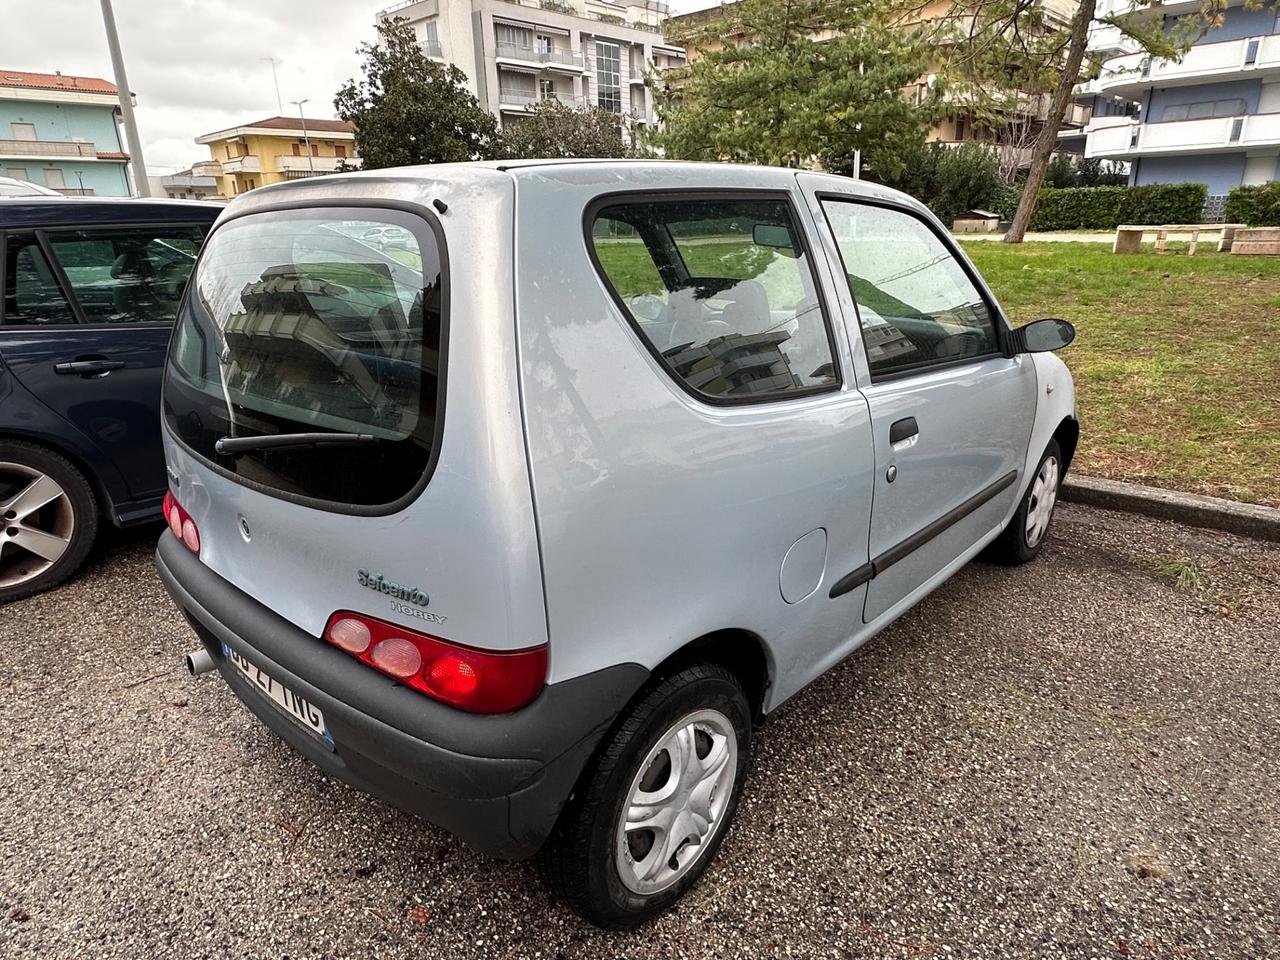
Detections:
[3, 0, 712, 174]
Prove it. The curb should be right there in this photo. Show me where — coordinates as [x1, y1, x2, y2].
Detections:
[1061, 475, 1280, 543]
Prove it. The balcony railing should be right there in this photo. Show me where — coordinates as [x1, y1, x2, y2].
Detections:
[53, 187, 94, 196]
[1099, 34, 1280, 94]
[221, 155, 261, 174]
[498, 88, 584, 107]
[495, 41, 584, 67]
[493, 0, 667, 34]
[161, 174, 219, 188]
[0, 139, 97, 158]
[1085, 112, 1280, 158]
[275, 155, 360, 174]
[422, 40, 442, 58]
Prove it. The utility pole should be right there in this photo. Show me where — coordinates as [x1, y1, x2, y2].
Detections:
[261, 58, 283, 115]
[99, 0, 150, 196]
[291, 99, 315, 175]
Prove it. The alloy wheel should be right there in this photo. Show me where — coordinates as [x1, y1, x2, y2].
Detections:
[0, 462, 76, 590]
[1025, 455, 1060, 548]
[614, 708, 739, 896]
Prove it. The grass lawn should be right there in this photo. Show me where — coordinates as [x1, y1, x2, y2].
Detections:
[963, 241, 1280, 506]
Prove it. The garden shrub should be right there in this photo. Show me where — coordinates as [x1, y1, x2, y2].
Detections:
[1224, 181, 1280, 226]
[1028, 182, 1206, 230]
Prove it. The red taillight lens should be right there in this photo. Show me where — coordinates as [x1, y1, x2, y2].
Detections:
[323, 611, 547, 714]
[163, 490, 200, 555]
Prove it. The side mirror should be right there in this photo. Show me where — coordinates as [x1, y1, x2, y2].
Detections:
[1017, 317, 1075, 353]
[753, 223, 797, 252]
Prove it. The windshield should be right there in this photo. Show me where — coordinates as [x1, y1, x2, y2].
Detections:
[163, 207, 444, 508]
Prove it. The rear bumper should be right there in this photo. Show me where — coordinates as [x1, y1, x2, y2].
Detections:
[155, 535, 647, 859]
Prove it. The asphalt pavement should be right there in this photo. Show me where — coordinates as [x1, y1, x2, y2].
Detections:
[1, 503, 1277, 959]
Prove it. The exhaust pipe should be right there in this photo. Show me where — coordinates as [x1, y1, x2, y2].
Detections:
[185, 647, 215, 677]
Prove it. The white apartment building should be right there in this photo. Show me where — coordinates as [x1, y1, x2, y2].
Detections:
[377, 0, 686, 129]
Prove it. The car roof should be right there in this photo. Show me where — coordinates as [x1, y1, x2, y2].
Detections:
[221, 159, 917, 221]
[0, 196, 222, 229]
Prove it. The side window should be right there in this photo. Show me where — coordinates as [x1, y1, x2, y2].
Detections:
[589, 196, 838, 401]
[2, 234, 76, 326]
[819, 200, 1000, 379]
[45, 226, 207, 324]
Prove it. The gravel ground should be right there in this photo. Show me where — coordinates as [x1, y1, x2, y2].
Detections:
[1, 504, 1277, 959]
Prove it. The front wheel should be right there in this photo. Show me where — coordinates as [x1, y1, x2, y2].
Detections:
[985, 439, 1062, 566]
[537, 663, 751, 928]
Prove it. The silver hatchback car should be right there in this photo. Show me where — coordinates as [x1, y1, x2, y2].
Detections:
[156, 160, 1077, 926]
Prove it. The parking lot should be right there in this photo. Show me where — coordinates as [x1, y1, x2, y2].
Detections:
[1, 503, 1277, 959]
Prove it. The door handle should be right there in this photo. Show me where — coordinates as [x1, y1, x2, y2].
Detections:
[889, 416, 919, 445]
[54, 359, 125, 377]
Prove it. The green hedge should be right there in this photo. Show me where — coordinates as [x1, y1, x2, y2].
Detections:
[1029, 183, 1207, 230]
[1224, 181, 1280, 226]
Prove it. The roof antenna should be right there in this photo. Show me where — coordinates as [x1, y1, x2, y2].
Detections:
[433, 198, 448, 214]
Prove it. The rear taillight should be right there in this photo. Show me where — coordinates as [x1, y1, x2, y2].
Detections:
[323, 611, 546, 714]
[163, 490, 200, 554]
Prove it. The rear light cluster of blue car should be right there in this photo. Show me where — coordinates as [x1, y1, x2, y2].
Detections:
[163, 491, 200, 555]
[323, 611, 547, 714]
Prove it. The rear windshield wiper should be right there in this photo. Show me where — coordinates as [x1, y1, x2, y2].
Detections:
[215, 432, 379, 456]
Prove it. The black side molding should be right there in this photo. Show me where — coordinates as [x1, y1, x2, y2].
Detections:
[828, 470, 1019, 599]
[828, 563, 874, 599]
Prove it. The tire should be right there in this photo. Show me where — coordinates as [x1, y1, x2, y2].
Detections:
[537, 663, 752, 928]
[0, 440, 99, 604]
[985, 438, 1062, 566]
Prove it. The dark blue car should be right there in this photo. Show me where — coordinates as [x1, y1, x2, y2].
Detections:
[1, 197, 220, 602]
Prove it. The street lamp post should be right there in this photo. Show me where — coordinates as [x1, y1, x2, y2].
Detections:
[290, 98, 315, 175]
[99, 0, 150, 196]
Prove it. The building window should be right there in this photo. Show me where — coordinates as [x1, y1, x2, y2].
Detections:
[42, 168, 66, 190]
[10, 122, 36, 140]
[540, 78, 557, 101]
[536, 33, 553, 55]
[596, 41, 621, 113]
[335, 144, 347, 158]
[496, 23, 533, 55]
[1161, 98, 1246, 122]
[954, 118, 966, 141]
[7, 167, 29, 182]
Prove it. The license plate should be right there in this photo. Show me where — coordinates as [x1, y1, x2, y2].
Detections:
[222, 643, 332, 744]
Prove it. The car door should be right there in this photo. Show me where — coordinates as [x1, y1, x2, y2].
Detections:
[804, 184, 1037, 624]
[0, 222, 207, 506]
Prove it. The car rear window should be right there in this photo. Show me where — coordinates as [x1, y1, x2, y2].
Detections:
[162, 207, 444, 509]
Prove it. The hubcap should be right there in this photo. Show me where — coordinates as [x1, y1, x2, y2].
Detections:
[0, 463, 75, 589]
[1025, 455, 1060, 548]
[615, 708, 738, 896]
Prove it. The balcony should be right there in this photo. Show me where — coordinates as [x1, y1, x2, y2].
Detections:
[498, 88, 584, 109]
[275, 155, 360, 175]
[161, 174, 219, 189]
[1085, 112, 1280, 159]
[495, 40, 584, 70]
[421, 40, 442, 58]
[492, 0, 669, 34]
[1098, 34, 1280, 97]
[53, 187, 94, 196]
[221, 155, 260, 174]
[0, 139, 97, 159]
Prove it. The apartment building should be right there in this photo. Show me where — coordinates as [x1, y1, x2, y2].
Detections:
[665, 0, 1091, 171]
[0, 69, 132, 196]
[150, 161, 227, 201]
[193, 116, 362, 197]
[377, 0, 686, 128]
[1080, 0, 1280, 214]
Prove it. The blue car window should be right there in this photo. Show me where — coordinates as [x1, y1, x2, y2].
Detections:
[2, 234, 75, 326]
[46, 226, 207, 325]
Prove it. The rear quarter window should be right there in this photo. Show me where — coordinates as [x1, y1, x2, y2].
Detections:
[163, 207, 445, 510]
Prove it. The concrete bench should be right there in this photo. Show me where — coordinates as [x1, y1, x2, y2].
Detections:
[1229, 227, 1280, 255]
[1113, 223, 1246, 255]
